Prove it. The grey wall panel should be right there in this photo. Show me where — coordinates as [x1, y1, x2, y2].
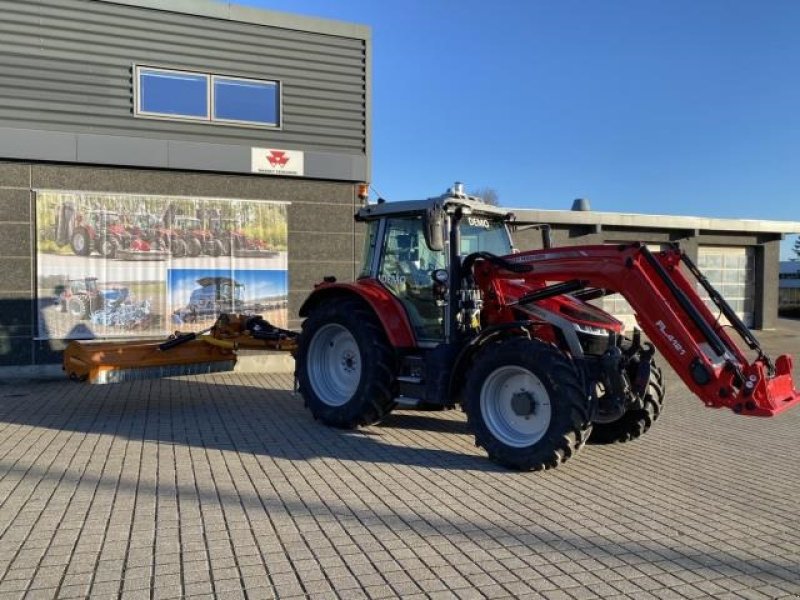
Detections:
[0, 0, 368, 176]
[0, 126, 368, 181]
[0, 128, 76, 162]
[78, 134, 169, 168]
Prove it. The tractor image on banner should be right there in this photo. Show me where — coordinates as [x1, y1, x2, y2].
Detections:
[35, 190, 288, 340]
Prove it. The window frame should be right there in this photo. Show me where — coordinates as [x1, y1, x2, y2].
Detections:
[133, 65, 282, 130]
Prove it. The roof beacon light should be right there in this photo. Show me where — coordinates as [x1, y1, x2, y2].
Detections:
[451, 181, 465, 197]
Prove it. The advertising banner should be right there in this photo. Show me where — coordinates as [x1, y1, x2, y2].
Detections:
[35, 190, 288, 340]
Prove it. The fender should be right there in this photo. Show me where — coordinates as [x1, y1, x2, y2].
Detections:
[298, 280, 416, 348]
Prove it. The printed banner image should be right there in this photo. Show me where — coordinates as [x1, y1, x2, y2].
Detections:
[168, 269, 289, 333]
[35, 191, 289, 340]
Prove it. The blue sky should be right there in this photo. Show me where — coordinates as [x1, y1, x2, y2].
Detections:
[239, 0, 800, 258]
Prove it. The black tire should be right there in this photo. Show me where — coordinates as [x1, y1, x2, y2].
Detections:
[67, 296, 90, 319]
[589, 361, 665, 444]
[209, 240, 224, 257]
[464, 338, 592, 471]
[170, 237, 187, 258]
[297, 299, 396, 429]
[97, 237, 119, 259]
[186, 237, 202, 257]
[70, 228, 91, 256]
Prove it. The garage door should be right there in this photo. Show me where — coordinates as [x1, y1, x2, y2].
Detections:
[697, 246, 755, 328]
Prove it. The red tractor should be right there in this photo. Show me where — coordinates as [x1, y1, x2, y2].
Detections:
[210, 217, 278, 257]
[56, 203, 130, 258]
[173, 216, 223, 257]
[295, 184, 800, 470]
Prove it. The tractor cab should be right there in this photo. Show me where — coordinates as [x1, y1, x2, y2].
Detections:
[356, 183, 512, 341]
[88, 210, 122, 229]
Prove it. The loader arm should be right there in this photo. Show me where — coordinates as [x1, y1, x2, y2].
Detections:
[475, 243, 800, 416]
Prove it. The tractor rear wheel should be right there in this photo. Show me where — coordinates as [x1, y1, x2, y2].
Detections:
[464, 338, 592, 470]
[589, 361, 665, 444]
[71, 229, 91, 256]
[297, 299, 396, 429]
[67, 296, 90, 319]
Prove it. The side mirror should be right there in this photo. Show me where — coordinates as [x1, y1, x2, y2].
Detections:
[423, 203, 445, 252]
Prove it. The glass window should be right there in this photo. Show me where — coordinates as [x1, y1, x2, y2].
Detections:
[460, 218, 513, 256]
[213, 77, 279, 126]
[135, 66, 281, 128]
[379, 216, 446, 341]
[138, 68, 208, 118]
[358, 220, 379, 278]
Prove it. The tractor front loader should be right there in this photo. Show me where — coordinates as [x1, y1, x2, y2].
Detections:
[64, 184, 800, 471]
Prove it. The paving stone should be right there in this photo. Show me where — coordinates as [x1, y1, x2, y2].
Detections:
[0, 351, 799, 600]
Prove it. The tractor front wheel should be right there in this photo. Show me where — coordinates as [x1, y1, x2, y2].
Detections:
[186, 237, 202, 257]
[98, 237, 119, 259]
[170, 237, 187, 258]
[297, 299, 396, 429]
[589, 362, 665, 444]
[464, 338, 592, 471]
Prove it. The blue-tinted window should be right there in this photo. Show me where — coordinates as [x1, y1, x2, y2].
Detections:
[213, 77, 279, 126]
[138, 68, 208, 118]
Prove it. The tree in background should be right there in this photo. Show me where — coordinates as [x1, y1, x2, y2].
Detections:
[470, 187, 500, 206]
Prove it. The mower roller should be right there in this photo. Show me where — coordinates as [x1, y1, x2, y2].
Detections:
[64, 183, 800, 470]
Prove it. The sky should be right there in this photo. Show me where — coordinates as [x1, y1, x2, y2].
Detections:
[238, 0, 800, 258]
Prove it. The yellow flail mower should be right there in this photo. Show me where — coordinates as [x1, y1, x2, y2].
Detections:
[63, 314, 298, 384]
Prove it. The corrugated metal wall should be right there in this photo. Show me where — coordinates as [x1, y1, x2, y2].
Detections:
[0, 0, 367, 155]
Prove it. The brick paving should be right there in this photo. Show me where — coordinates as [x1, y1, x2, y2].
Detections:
[1, 327, 800, 599]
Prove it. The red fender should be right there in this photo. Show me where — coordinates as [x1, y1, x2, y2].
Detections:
[298, 280, 416, 348]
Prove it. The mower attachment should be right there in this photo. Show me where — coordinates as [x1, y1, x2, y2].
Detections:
[63, 314, 298, 384]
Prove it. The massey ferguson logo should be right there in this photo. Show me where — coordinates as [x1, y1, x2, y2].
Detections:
[267, 150, 290, 168]
[251, 147, 304, 176]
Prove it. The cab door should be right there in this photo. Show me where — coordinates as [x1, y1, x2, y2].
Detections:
[377, 216, 446, 341]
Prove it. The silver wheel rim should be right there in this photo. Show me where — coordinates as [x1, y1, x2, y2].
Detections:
[73, 233, 86, 253]
[480, 365, 552, 448]
[307, 324, 361, 407]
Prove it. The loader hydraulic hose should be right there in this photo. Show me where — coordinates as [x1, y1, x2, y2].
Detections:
[158, 326, 214, 351]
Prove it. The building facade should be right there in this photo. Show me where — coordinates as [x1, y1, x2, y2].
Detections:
[0, 0, 369, 368]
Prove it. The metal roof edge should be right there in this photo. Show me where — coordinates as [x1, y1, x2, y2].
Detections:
[90, 0, 371, 40]
[508, 208, 800, 235]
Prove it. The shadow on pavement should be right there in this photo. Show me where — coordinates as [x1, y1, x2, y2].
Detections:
[0, 375, 499, 472]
